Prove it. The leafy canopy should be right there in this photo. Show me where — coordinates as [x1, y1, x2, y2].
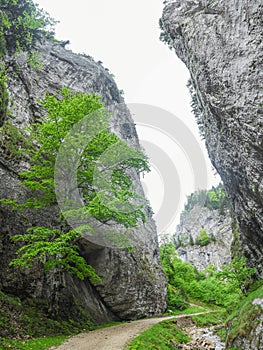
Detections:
[160, 240, 256, 310]
[184, 184, 229, 214]
[0, 0, 56, 56]
[6, 88, 150, 281]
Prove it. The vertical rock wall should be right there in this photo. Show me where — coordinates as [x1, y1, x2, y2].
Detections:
[0, 40, 167, 323]
[162, 0, 263, 276]
[174, 205, 233, 270]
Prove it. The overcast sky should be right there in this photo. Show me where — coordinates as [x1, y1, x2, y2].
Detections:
[35, 0, 220, 234]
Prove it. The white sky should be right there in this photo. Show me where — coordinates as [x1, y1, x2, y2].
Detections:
[35, 0, 220, 235]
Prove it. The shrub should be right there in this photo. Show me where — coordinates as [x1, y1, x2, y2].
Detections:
[196, 229, 211, 246]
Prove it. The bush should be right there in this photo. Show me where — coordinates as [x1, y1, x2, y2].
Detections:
[196, 229, 211, 246]
[160, 240, 254, 310]
[167, 285, 188, 310]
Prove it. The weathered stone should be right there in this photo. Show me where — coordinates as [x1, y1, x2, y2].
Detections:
[162, 0, 263, 277]
[174, 205, 233, 270]
[162, 1, 263, 348]
[226, 298, 263, 350]
[0, 39, 167, 323]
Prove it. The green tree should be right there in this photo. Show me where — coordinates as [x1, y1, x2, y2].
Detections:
[216, 257, 255, 293]
[189, 234, 194, 246]
[160, 240, 247, 309]
[0, 0, 56, 56]
[5, 88, 150, 281]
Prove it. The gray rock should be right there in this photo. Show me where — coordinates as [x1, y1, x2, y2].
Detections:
[162, 1, 263, 348]
[162, 0, 263, 277]
[175, 205, 233, 270]
[0, 40, 167, 323]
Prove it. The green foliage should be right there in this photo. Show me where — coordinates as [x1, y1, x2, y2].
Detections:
[4, 87, 149, 281]
[0, 336, 67, 350]
[0, 290, 93, 341]
[191, 311, 225, 328]
[215, 257, 255, 293]
[167, 285, 188, 311]
[0, 0, 56, 57]
[127, 319, 191, 350]
[196, 229, 211, 246]
[0, 120, 30, 163]
[19, 88, 149, 222]
[160, 240, 255, 310]
[10, 227, 101, 283]
[225, 284, 263, 347]
[184, 184, 229, 214]
[0, 63, 8, 126]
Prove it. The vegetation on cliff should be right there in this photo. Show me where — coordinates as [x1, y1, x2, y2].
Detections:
[0, 0, 55, 57]
[0, 289, 90, 349]
[174, 185, 232, 251]
[160, 240, 256, 310]
[1, 87, 150, 282]
[183, 184, 229, 214]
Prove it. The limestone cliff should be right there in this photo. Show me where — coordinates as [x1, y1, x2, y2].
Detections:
[174, 201, 233, 271]
[162, 1, 263, 348]
[162, 0, 263, 277]
[0, 40, 167, 324]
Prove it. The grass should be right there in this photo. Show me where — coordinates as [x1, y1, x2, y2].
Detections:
[127, 303, 226, 349]
[93, 321, 124, 330]
[191, 310, 225, 327]
[163, 305, 207, 316]
[0, 289, 127, 350]
[225, 284, 263, 346]
[0, 289, 93, 346]
[0, 336, 67, 350]
[126, 319, 191, 350]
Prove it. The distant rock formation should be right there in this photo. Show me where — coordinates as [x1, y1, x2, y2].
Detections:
[174, 187, 233, 270]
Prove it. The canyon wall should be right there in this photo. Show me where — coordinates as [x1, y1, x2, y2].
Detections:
[0, 40, 167, 324]
[162, 0, 263, 276]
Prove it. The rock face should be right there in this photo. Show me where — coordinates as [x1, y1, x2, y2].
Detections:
[226, 297, 263, 350]
[174, 205, 233, 270]
[162, 1, 263, 348]
[162, 0, 263, 277]
[0, 40, 166, 323]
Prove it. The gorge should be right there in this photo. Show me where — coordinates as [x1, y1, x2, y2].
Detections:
[0, 9, 166, 333]
[0, 0, 262, 349]
[162, 1, 263, 348]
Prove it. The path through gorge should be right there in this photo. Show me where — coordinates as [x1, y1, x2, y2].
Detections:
[52, 312, 225, 350]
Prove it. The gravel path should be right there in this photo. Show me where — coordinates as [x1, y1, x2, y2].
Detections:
[52, 312, 209, 350]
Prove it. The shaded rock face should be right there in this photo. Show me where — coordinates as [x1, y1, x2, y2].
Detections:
[226, 299, 263, 350]
[0, 40, 167, 323]
[174, 205, 233, 270]
[162, 0, 263, 277]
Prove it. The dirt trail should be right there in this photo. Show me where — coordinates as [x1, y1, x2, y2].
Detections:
[52, 312, 209, 350]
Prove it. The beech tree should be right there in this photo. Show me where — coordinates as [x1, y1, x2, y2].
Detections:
[5, 88, 149, 281]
